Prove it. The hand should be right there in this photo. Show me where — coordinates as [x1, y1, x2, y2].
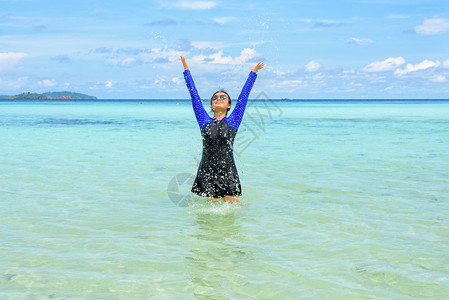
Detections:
[251, 62, 264, 73]
[180, 56, 189, 70]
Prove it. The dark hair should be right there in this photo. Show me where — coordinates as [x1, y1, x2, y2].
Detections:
[210, 90, 232, 114]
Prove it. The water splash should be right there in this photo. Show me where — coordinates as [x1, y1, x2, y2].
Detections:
[185, 196, 245, 215]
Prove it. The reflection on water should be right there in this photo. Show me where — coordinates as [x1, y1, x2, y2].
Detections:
[184, 201, 247, 298]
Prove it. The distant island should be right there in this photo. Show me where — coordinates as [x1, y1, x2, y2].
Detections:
[0, 91, 97, 100]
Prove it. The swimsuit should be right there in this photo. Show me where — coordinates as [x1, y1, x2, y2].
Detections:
[183, 69, 257, 198]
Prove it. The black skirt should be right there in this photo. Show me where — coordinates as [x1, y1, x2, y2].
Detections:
[191, 119, 241, 198]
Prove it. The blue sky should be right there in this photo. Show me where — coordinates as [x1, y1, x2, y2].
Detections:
[1, 0, 449, 99]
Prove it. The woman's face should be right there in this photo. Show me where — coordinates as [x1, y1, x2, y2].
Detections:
[210, 92, 231, 112]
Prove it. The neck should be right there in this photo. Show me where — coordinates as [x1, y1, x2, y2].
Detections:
[213, 110, 227, 120]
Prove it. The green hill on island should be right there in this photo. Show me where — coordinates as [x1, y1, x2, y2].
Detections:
[1, 91, 97, 100]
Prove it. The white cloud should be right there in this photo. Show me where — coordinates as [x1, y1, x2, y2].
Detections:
[118, 57, 141, 68]
[273, 69, 285, 76]
[191, 41, 224, 50]
[175, 1, 217, 10]
[146, 47, 183, 64]
[305, 60, 321, 72]
[431, 75, 447, 83]
[362, 57, 405, 72]
[38, 79, 56, 87]
[266, 78, 307, 92]
[0, 52, 28, 71]
[212, 17, 236, 25]
[350, 81, 363, 87]
[395, 60, 440, 75]
[0, 76, 28, 89]
[277, 79, 304, 87]
[193, 51, 232, 64]
[314, 19, 343, 27]
[347, 37, 374, 45]
[192, 48, 257, 65]
[105, 81, 113, 88]
[235, 48, 257, 64]
[442, 59, 449, 68]
[414, 18, 449, 35]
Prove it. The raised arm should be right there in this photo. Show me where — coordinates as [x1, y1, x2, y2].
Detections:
[181, 56, 211, 129]
[227, 62, 264, 131]
[181, 55, 189, 70]
[252, 62, 264, 73]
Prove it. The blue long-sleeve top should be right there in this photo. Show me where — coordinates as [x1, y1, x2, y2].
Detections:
[183, 69, 257, 131]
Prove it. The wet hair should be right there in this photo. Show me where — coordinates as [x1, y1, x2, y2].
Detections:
[210, 90, 231, 114]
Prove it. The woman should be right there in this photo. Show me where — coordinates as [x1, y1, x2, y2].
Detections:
[180, 55, 264, 203]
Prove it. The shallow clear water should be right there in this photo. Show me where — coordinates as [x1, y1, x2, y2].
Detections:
[1, 100, 449, 299]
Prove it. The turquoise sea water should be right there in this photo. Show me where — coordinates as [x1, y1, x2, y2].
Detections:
[1, 99, 449, 299]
